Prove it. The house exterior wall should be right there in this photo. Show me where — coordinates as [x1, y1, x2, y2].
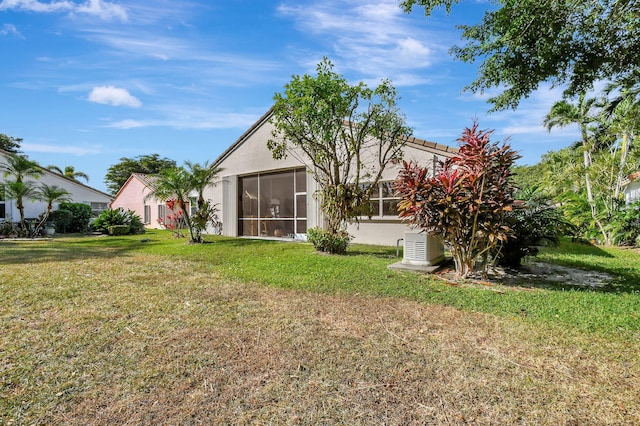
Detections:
[625, 181, 640, 205]
[110, 175, 166, 229]
[208, 111, 455, 246]
[206, 117, 323, 238]
[0, 152, 112, 221]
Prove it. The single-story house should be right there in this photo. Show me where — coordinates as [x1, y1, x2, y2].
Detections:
[110, 173, 193, 230]
[0, 149, 112, 222]
[205, 108, 457, 247]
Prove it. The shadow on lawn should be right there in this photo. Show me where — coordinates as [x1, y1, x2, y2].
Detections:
[0, 236, 150, 264]
[500, 240, 640, 293]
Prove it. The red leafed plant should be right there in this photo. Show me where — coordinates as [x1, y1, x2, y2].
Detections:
[157, 198, 188, 237]
[395, 122, 520, 277]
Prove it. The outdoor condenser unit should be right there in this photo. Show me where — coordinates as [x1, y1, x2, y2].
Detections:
[402, 231, 444, 266]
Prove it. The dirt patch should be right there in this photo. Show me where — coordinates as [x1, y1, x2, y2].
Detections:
[496, 261, 614, 288]
[436, 261, 614, 290]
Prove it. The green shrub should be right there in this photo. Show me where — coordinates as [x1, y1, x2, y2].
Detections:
[609, 202, 640, 246]
[91, 208, 123, 233]
[59, 202, 92, 233]
[0, 221, 18, 237]
[127, 210, 145, 234]
[108, 225, 130, 236]
[92, 208, 145, 235]
[498, 190, 573, 267]
[306, 227, 352, 254]
[50, 209, 73, 233]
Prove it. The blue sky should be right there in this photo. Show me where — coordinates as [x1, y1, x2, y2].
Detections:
[0, 0, 578, 193]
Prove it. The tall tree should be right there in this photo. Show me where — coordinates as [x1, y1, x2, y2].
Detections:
[268, 58, 411, 248]
[402, 0, 640, 111]
[602, 83, 640, 199]
[104, 154, 177, 195]
[543, 93, 610, 242]
[0, 134, 23, 154]
[46, 165, 89, 183]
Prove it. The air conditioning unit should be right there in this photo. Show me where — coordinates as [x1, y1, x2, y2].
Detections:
[403, 231, 444, 266]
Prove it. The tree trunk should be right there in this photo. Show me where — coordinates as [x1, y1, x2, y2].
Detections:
[614, 133, 630, 200]
[583, 141, 611, 245]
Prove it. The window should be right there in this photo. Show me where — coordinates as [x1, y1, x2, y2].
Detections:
[90, 202, 109, 217]
[143, 205, 151, 224]
[627, 186, 640, 205]
[367, 181, 400, 218]
[238, 168, 307, 237]
[189, 197, 198, 216]
[158, 204, 166, 225]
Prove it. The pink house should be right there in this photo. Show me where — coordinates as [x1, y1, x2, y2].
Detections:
[111, 173, 190, 230]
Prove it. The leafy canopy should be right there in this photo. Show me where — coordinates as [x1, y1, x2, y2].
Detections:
[268, 57, 411, 242]
[104, 154, 177, 195]
[47, 165, 89, 183]
[402, 0, 640, 110]
[147, 162, 221, 244]
[0, 134, 22, 154]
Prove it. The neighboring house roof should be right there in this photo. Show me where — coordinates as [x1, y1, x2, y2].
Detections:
[622, 171, 640, 187]
[0, 148, 113, 200]
[111, 173, 158, 200]
[212, 107, 457, 168]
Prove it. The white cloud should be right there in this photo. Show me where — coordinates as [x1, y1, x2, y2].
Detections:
[0, 23, 23, 38]
[22, 142, 102, 155]
[278, 0, 446, 84]
[105, 108, 260, 130]
[0, 0, 73, 13]
[0, 0, 127, 22]
[88, 85, 142, 108]
[107, 119, 144, 129]
[75, 0, 127, 22]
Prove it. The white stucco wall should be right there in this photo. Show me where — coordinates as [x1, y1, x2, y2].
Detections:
[206, 111, 456, 246]
[0, 152, 112, 221]
[625, 181, 640, 205]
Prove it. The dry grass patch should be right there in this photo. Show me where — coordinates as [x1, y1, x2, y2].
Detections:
[1, 251, 638, 425]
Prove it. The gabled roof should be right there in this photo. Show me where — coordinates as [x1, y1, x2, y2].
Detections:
[111, 172, 157, 200]
[0, 148, 113, 200]
[212, 107, 457, 168]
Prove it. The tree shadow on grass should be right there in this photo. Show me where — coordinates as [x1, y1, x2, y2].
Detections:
[0, 236, 152, 264]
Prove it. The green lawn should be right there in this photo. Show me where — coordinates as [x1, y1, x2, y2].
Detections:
[1, 231, 639, 424]
[76, 231, 640, 337]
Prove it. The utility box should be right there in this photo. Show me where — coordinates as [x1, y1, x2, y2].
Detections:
[402, 231, 444, 266]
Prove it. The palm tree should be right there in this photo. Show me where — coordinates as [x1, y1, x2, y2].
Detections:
[31, 184, 72, 235]
[185, 161, 222, 241]
[146, 166, 198, 242]
[543, 93, 610, 243]
[2, 180, 37, 234]
[47, 165, 89, 182]
[602, 84, 640, 199]
[35, 183, 72, 216]
[185, 161, 222, 210]
[1, 153, 41, 183]
[1, 154, 42, 234]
